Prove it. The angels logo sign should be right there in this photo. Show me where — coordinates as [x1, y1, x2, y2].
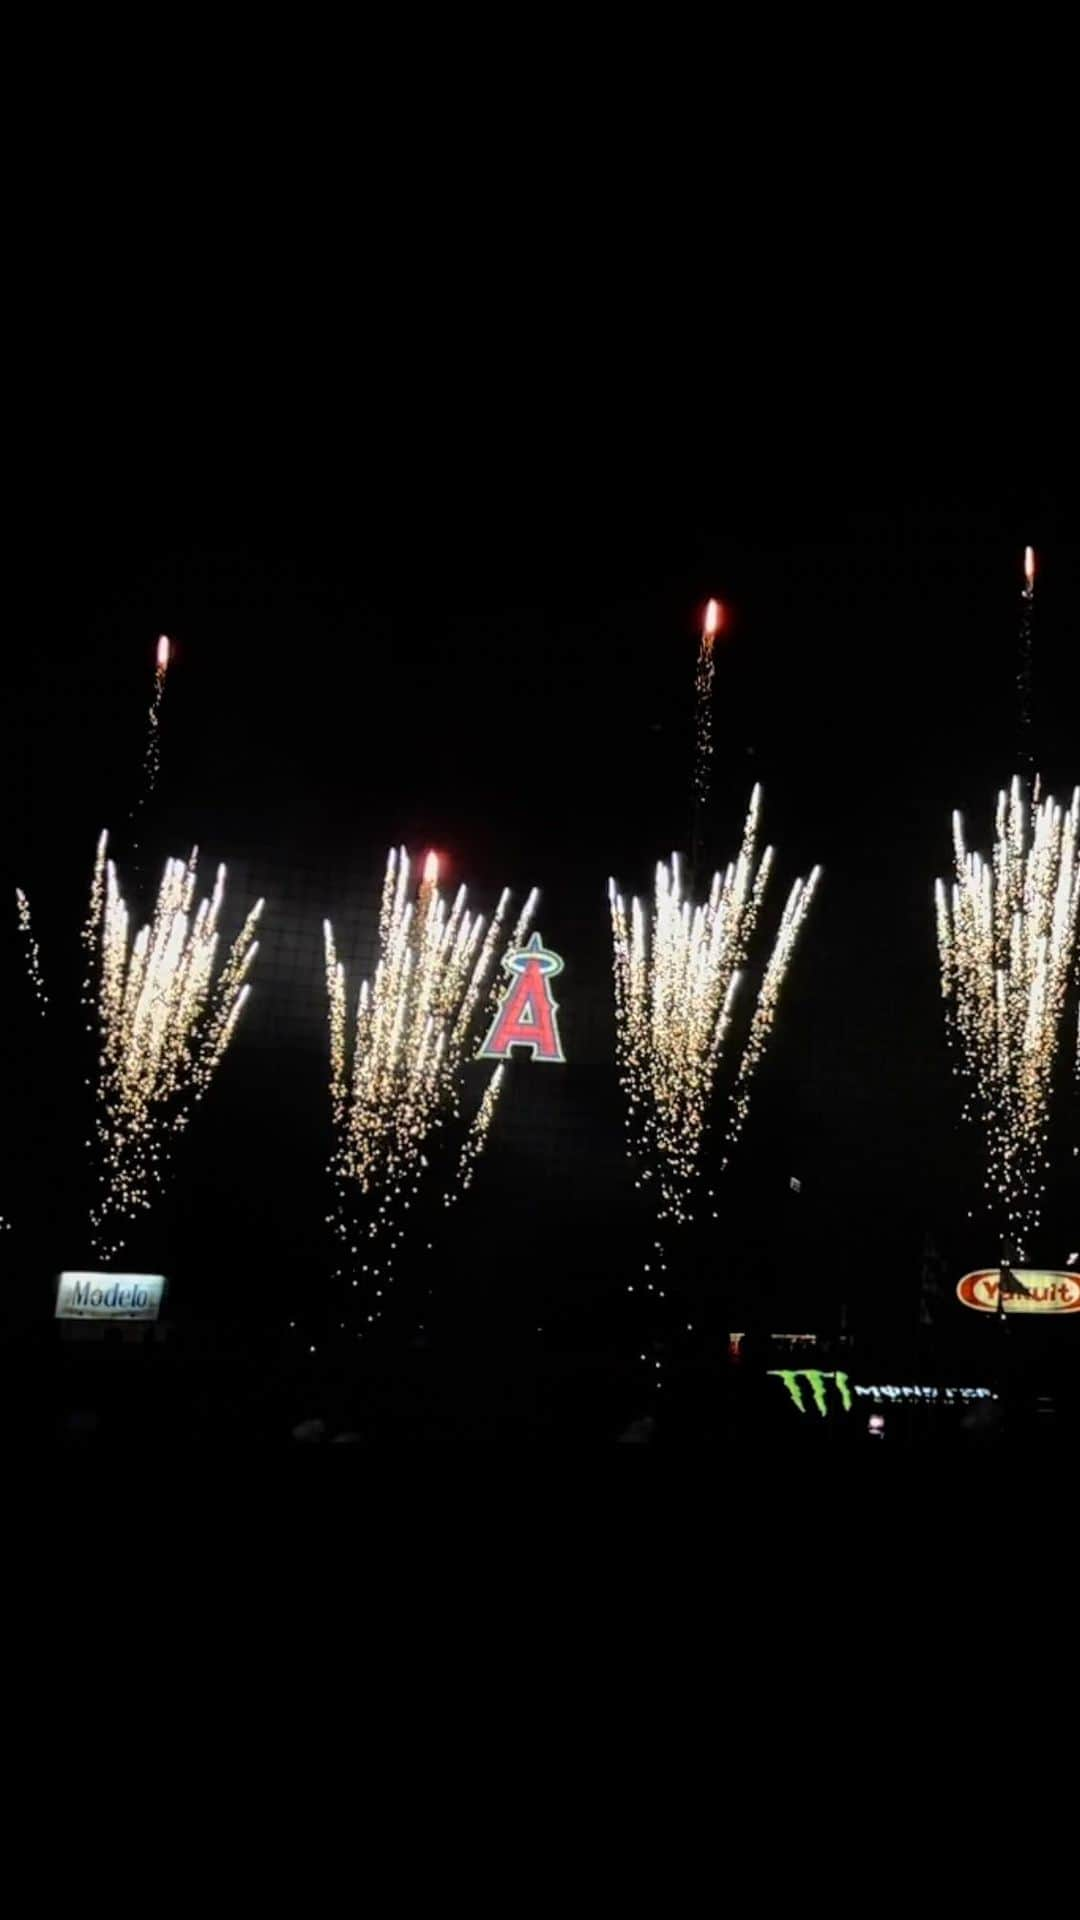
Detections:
[478, 931, 566, 1063]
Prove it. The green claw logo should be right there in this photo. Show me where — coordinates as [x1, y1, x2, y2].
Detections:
[769, 1369, 852, 1416]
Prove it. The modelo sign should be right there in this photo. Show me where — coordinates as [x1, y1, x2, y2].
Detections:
[957, 1270, 1080, 1315]
[55, 1272, 165, 1322]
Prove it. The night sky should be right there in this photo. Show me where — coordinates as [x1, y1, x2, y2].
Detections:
[3, 471, 1077, 1359]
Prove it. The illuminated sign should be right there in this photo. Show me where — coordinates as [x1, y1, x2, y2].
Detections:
[957, 1270, 1080, 1314]
[769, 1371, 995, 1415]
[478, 932, 565, 1063]
[853, 1384, 994, 1405]
[768, 1370, 852, 1415]
[55, 1272, 165, 1322]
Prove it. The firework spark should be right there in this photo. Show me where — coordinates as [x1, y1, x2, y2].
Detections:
[14, 887, 48, 1013]
[1017, 549, 1036, 771]
[936, 777, 1079, 1260]
[130, 635, 171, 839]
[610, 786, 820, 1258]
[692, 598, 722, 827]
[324, 849, 537, 1308]
[450, 1063, 506, 1201]
[86, 832, 262, 1257]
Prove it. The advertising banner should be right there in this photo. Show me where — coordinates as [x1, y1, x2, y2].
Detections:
[957, 1270, 1080, 1315]
[55, 1272, 166, 1322]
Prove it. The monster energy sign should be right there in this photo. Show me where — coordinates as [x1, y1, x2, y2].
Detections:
[769, 1370, 852, 1416]
[768, 1369, 995, 1416]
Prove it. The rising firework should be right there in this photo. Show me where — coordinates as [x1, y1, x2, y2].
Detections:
[323, 848, 538, 1317]
[936, 777, 1079, 1261]
[609, 785, 820, 1281]
[130, 635, 171, 843]
[85, 830, 262, 1258]
[14, 887, 48, 1013]
[1017, 547, 1036, 771]
[691, 598, 722, 874]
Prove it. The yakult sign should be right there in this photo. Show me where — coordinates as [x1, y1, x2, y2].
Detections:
[957, 1270, 1080, 1315]
[55, 1272, 165, 1322]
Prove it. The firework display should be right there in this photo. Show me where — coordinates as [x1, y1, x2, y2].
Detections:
[6, 528, 1077, 1456]
[85, 831, 263, 1258]
[14, 887, 48, 1013]
[324, 849, 539, 1309]
[609, 786, 820, 1271]
[936, 777, 1079, 1261]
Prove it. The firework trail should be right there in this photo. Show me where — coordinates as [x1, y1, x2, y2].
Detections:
[130, 636, 171, 846]
[1017, 548, 1036, 773]
[85, 831, 262, 1259]
[449, 1063, 505, 1203]
[936, 777, 1079, 1261]
[14, 887, 48, 1013]
[610, 786, 820, 1287]
[691, 598, 722, 876]
[723, 862, 822, 1167]
[324, 849, 537, 1319]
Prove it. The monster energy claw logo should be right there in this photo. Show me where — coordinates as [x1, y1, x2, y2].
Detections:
[768, 1369, 852, 1416]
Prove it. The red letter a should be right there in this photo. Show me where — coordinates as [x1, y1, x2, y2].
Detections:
[477, 932, 566, 1063]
